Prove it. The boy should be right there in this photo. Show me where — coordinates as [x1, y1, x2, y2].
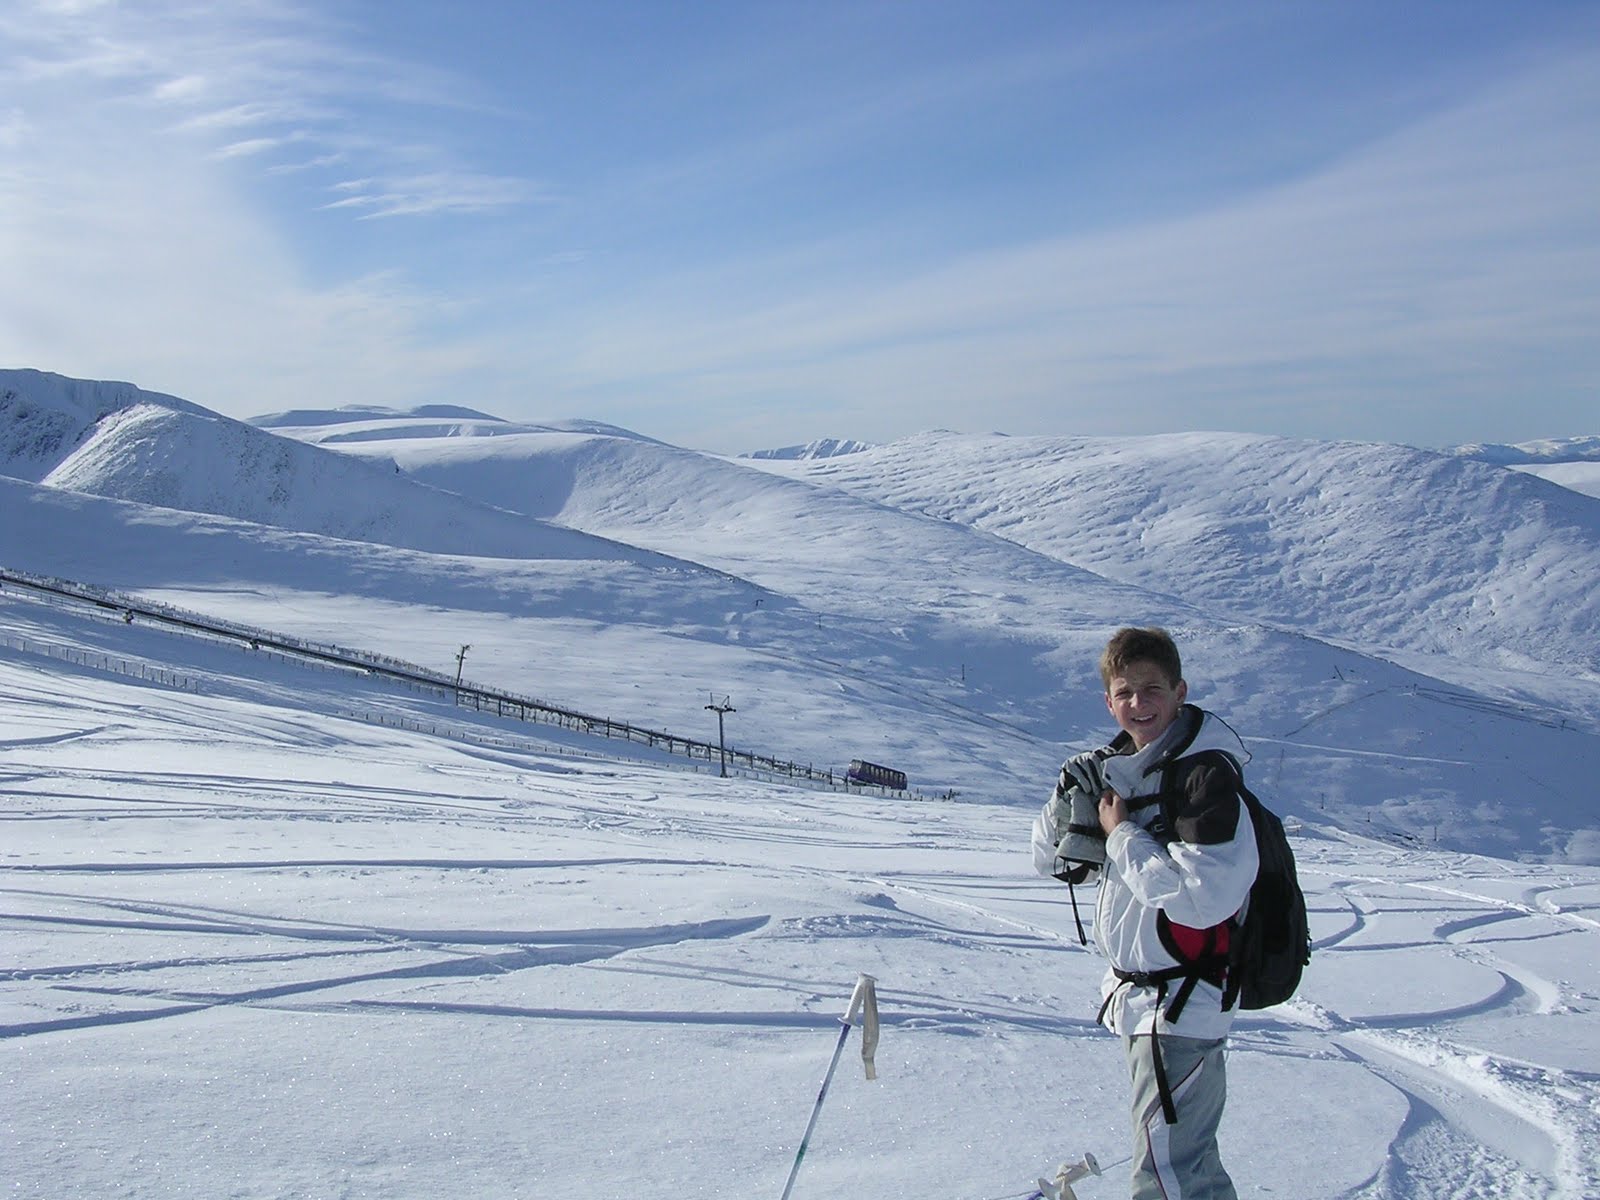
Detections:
[1032, 628, 1258, 1200]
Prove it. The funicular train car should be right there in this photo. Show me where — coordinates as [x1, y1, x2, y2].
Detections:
[845, 758, 908, 791]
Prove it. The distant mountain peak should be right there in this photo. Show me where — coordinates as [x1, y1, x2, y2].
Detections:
[1444, 436, 1600, 465]
[742, 438, 876, 461]
[249, 404, 507, 429]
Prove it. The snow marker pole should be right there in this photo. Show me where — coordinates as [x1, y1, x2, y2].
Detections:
[777, 973, 878, 1200]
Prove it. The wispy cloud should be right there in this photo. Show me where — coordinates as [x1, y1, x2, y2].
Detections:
[0, 0, 518, 413]
[176, 100, 322, 135]
[538, 43, 1600, 449]
[323, 172, 538, 219]
[1, 1, 1595, 452]
[0, 0, 536, 222]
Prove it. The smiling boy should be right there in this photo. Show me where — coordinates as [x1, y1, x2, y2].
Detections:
[1032, 627, 1258, 1200]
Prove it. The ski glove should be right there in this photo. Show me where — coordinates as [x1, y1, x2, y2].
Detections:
[1053, 781, 1106, 870]
[1063, 748, 1111, 798]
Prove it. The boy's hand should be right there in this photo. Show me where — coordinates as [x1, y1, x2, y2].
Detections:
[1098, 790, 1129, 836]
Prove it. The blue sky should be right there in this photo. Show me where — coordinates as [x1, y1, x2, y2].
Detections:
[2, 1, 1596, 454]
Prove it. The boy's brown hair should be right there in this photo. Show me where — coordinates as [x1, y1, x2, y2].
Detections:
[1099, 627, 1183, 690]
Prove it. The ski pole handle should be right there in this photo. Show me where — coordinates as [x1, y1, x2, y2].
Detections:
[778, 974, 880, 1200]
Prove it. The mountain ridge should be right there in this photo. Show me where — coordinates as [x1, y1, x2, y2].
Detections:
[5, 370, 1600, 862]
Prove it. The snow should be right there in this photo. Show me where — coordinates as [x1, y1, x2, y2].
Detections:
[752, 430, 1600, 681]
[743, 438, 879, 461]
[1513, 462, 1600, 500]
[4, 373, 1600, 1198]
[1442, 434, 1600, 499]
[1446, 436, 1600, 466]
[0, 368, 207, 484]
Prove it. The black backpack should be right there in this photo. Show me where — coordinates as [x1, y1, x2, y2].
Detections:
[1223, 768, 1311, 1011]
[1138, 751, 1310, 1016]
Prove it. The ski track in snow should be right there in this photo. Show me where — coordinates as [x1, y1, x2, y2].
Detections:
[1279, 862, 1600, 1199]
[6, 635, 1600, 1199]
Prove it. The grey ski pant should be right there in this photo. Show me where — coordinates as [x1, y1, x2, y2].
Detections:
[1123, 1033, 1237, 1200]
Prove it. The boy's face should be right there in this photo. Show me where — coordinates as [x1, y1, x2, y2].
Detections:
[1105, 660, 1187, 750]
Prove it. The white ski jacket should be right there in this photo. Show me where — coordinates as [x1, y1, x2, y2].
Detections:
[1034, 706, 1258, 1041]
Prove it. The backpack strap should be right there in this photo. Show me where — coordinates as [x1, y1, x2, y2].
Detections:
[1064, 872, 1089, 946]
[1097, 969, 1187, 1126]
[1186, 752, 1255, 1013]
[1145, 1030, 1178, 1127]
[1101, 956, 1220, 1026]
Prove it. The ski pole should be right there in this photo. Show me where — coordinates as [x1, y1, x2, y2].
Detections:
[778, 973, 878, 1200]
[1035, 1152, 1100, 1200]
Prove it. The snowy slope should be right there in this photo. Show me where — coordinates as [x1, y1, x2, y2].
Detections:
[277, 412, 1600, 685]
[0, 470, 1074, 815]
[755, 430, 1600, 679]
[4, 593, 1599, 1200]
[6, 374, 1600, 863]
[256, 412, 1600, 863]
[251, 402, 510, 427]
[0, 367, 208, 482]
[1514, 461, 1600, 499]
[7, 382, 674, 563]
[1446, 436, 1600, 498]
[262, 416, 1291, 761]
[265, 418, 1163, 629]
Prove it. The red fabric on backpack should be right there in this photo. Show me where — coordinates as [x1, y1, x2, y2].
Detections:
[1159, 915, 1230, 965]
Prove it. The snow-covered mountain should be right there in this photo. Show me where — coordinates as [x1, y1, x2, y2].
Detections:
[1446, 435, 1600, 499]
[1446, 435, 1600, 464]
[1509, 461, 1600, 500]
[1, 373, 681, 564]
[742, 437, 877, 460]
[760, 430, 1600, 680]
[5, 370, 1600, 863]
[252, 404, 666, 448]
[276, 413, 1600, 684]
[0, 367, 209, 483]
[250, 402, 510, 428]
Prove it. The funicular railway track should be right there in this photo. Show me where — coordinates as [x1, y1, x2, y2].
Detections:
[0, 565, 912, 798]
